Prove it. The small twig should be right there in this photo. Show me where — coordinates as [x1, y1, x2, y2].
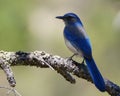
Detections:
[0, 86, 21, 96]
[0, 58, 16, 87]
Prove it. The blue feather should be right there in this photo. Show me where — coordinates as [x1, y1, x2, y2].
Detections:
[85, 57, 106, 91]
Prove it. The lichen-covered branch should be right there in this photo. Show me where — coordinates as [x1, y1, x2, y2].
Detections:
[0, 50, 120, 96]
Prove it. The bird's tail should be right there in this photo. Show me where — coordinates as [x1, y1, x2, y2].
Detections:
[85, 57, 106, 92]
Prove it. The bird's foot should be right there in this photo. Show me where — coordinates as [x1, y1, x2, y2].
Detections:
[81, 59, 85, 64]
[66, 53, 78, 61]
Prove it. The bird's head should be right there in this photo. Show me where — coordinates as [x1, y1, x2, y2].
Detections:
[56, 13, 83, 26]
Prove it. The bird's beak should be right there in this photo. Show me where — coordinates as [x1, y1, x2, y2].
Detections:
[56, 16, 64, 19]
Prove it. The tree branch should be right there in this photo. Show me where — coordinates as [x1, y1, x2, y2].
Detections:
[0, 50, 119, 96]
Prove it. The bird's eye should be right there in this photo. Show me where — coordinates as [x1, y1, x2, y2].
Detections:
[67, 16, 73, 19]
[66, 16, 74, 20]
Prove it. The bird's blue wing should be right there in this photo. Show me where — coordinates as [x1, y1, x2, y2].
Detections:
[64, 26, 92, 58]
[74, 38, 92, 58]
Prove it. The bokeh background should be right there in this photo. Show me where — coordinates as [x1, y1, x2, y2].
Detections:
[0, 0, 120, 96]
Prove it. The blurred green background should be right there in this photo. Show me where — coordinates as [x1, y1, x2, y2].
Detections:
[0, 0, 120, 96]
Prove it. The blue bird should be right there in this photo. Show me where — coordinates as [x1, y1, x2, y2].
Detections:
[56, 13, 106, 92]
